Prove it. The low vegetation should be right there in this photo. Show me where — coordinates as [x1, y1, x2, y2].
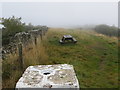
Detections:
[94, 24, 118, 37]
[2, 28, 118, 88]
[43, 28, 118, 88]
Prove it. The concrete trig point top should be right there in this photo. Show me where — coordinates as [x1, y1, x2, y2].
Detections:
[16, 64, 79, 88]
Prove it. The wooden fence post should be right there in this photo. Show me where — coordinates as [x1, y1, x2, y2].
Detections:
[43, 30, 45, 36]
[40, 30, 42, 40]
[34, 36, 37, 45]
[18, 43, 24, 71]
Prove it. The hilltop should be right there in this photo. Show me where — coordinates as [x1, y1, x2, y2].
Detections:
[3, 28, 118, 88]
[42, 28, 118, 88]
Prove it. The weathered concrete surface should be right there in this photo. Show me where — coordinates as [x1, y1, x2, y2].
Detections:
[16, 64, 79, 88]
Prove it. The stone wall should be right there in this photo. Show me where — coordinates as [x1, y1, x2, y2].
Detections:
[2, 26, 48, 59]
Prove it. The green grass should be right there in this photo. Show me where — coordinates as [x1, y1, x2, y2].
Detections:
[3, 28, 118, 88]
[42, 28, 118, 88]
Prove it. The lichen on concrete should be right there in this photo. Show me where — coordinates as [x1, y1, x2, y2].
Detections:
[16, 64, 79, 88]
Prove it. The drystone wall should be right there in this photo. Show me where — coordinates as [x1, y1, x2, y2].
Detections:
[2, 26, 48, 59]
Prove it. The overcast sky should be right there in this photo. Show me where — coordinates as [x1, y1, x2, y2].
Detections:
[1, 2, 118, 28]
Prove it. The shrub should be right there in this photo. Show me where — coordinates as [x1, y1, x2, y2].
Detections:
[94, 24, 118, 37]
[1, 16, 25, 45]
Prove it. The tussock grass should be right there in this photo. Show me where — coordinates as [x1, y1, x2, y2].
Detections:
[2, 36, 50, 88]
[23, 37, 50, 68]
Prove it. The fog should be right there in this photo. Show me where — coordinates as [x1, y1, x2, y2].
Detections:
[1, 2, 118, 28]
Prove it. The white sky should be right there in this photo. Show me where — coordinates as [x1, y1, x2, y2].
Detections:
[0, 1, 118, 28]
[0, 0, 119, 2]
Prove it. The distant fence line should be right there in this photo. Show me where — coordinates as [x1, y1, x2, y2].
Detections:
[2, 26, 48, 59]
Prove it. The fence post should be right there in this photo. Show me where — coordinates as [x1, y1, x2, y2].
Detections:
[40, 30, 42, 40]
[18, 43, 24, 71]
[34, 36, 37, 45]
[43, 30, 45, 36]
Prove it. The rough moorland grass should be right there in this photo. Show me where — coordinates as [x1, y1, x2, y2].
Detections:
[3, 28, 118, 88]
[2, 37, 51, 88]
[42, 28, 118, 88]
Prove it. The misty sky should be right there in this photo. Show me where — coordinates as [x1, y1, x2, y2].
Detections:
[1, 2, 118, 28]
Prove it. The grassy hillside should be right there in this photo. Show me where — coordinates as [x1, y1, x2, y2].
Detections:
[42, 28, 118, 88]
[3, 28, 118, 88]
